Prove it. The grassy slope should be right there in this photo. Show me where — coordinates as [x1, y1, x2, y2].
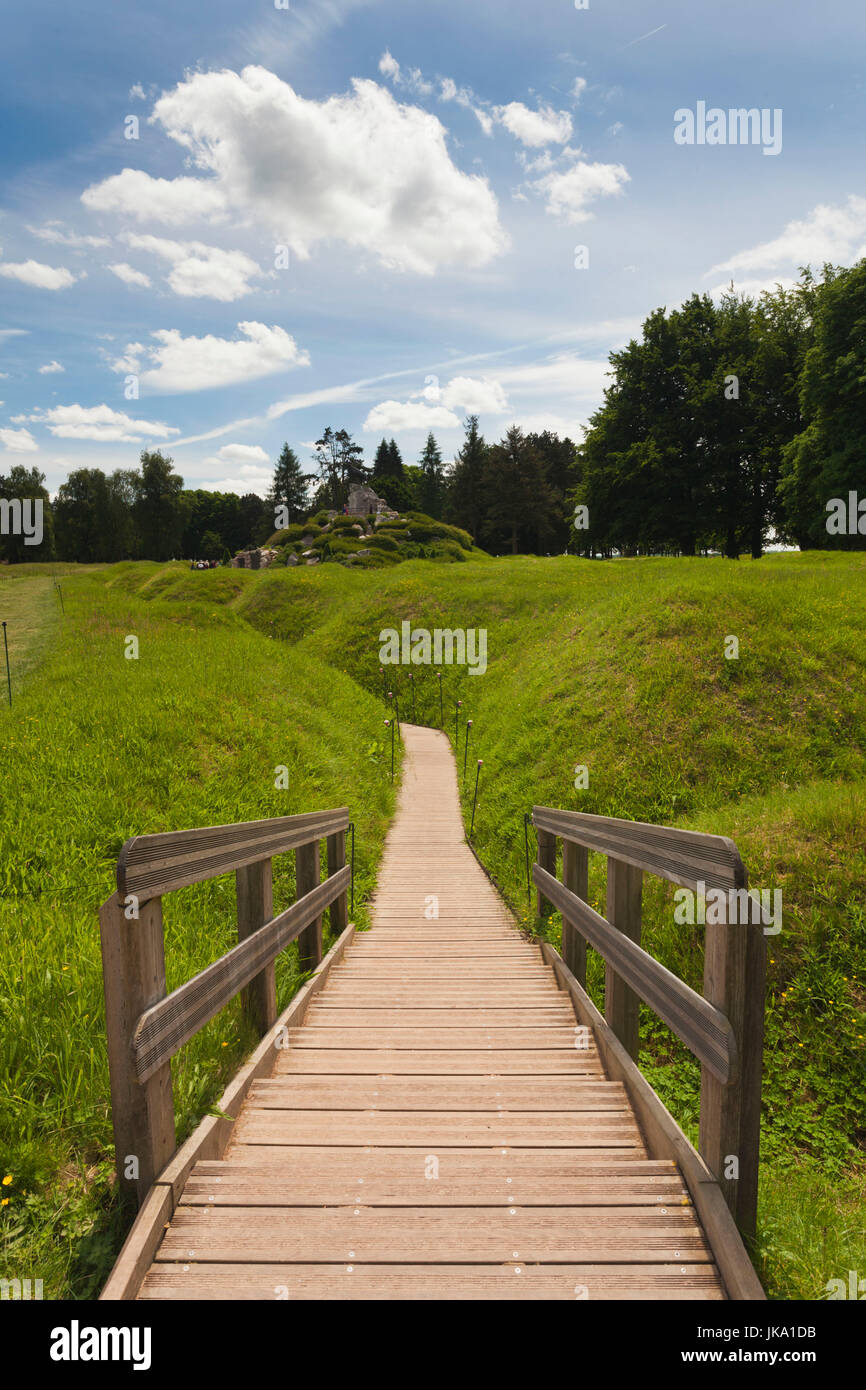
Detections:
[0, 566, 397, 1297]
[232, 550, 866, 1299]
[2, 553, 864, 1298]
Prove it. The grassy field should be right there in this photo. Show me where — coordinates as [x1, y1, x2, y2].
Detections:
[1, 552, 864, 1299]
[0, 565, 397, 1297]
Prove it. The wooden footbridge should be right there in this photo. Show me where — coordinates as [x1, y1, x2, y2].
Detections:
[100, 725, 765, 1300]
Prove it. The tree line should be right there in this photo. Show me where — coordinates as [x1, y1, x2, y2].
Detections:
[2, 258, 862, 564]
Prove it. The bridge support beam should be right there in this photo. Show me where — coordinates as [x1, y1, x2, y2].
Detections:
[561, 840, 588, 987]
[236, 858, 277, 1034]
[605, 858, 643, 1061]
[296, 840, 323, 972]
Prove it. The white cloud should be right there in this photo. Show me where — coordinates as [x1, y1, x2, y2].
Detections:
[0, 259, 79, 289]
[0, 426, 38, 452]
[112, 321, 309, 394]
[82, 66, 506, 275]
[496, 353, 610, 399]
[363, 399, 461, 432]
[705, 275, 797, 300]
[378, 50, 400, 81]
[38, 360, 65, 374]
[210, 443, 270, 466]
[27, 224, 110, 249]
[121, 233, 261, 301]
[440, 375, 510, 414]
[706, 195, 866, 279]
[493, 102, 573, 147]
[81, 169, 228, 225]
[129, 83, 146, 100]
[108, 262, 152, 289]
[376, 50, 433, 97]
[531, 158, 630, 223]
[572, 77, 588, 102]
[24, 403, 179, 443]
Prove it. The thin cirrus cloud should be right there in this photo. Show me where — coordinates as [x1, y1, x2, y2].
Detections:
[19, 404, 179, 443]
[109, 321, 310, 393]
[80, 65, 508, 275]
[120, 233, 263, 301]
[27, 224, 110, 249]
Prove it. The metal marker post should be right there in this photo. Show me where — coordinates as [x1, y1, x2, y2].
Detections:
[463, 719, 473, 781]
[437, 673, 443, 728]
[470, 760, 483, 839]
[2, 622, 10, 706]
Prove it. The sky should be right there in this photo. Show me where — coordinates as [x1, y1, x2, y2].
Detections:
[0, 0, 864, 499]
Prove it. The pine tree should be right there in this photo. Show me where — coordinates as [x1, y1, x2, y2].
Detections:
[372, 439, 390, 478]
[446, 415, 487, 541]
[268, 443, 311, 526]
[418, 432, 444, 518]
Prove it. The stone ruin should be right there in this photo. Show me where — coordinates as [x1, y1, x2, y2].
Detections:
[231, 547, 278, 570]
[346, 483, 397, 518]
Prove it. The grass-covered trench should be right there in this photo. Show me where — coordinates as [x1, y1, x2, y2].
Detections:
[1, 552, 864, 1299]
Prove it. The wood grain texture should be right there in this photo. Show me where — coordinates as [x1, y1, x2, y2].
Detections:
[128, 725, 751, 1302]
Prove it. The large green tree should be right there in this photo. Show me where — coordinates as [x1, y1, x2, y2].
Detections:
[0, 465, 54, 562]
[418, 432, 444, 518]
[446, 415, 487, 541]
[268, 443, 311, 526]
[133, 451, 184, 560]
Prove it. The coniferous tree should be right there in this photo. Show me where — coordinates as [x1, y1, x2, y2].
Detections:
[418, 432, 444, 518]
[268, 443, 311, 526]
[446, 415, 487, 541]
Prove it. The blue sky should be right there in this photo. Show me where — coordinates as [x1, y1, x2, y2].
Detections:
[0, 0, 864, 497]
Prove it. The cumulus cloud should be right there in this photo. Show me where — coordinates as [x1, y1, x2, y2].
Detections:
[494, 102, 573, 147]
[705, 195, 866, 279]
[121, 233, 262, 301]
[0, 426, 38, 452]
[82, 169, 228, 225]
[530, 158, 630, 222]
[572, 77, 588, 102]
[0, 259, 79, 289]
[22, 404, 179, 443]
[82, 66, 506, 275]
[108, 262, 152, 288]
[38, 360, 64, 374]
[363, 399, 461, 432]
[209, 443, 270, 466]
[440, 375, 510, 413]
[111, 321, 309, 393]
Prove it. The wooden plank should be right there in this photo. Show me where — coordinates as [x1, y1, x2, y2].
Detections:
[605, 857, 643, 1060]
[99, 892, 175, 1205]
[132, 866, 349, 1082]
[303, 1007, 575, 1028]
[99, 1185, 173, 1301]
[285, 1026, 588, 1048]
[245, 1077, 627, 1110]
[326, 830, 348, 937]
[117, 807, 349, 901]
[139, 1262, 724, 1300]
[561, 838, 588, 986]
[232, 1111, 641, 1147]
[536, 827, 557, 918]
[540, 941, 765, 1301]
[236, 858, 276, 1035]
[156, 1206, 710, 1265]
[533, 864, 736, 1084]
[99, 921, 357, 1299]
[296, 840, 322, 972]
[273, 1047, 603, 1075]
[700, 904, 766, 1240]
[533, 805, 745, 893]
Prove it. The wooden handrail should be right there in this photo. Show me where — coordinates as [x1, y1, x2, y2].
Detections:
[530, 805, 766, 1240]
[99, 808, 350, 1207]
[532, 864, 737, 1083]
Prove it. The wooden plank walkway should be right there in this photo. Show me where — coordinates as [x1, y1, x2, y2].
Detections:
[138, 724, 724, 1300]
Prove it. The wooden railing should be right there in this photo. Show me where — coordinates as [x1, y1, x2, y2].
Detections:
[98, 808, 350, 1206]
[532, 806, 766, 1241]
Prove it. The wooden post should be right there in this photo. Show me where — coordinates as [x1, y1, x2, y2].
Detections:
[536, 828, 557, 918]
[561, 839, 589, 987]
[326, 829, 348, 937]
[605, 858, 643, 1060]
[699, 891, 766, 1240]
[98, 892, 175, 1207]
[236, 858, 277, 1034]
[296, 839, 323, 972]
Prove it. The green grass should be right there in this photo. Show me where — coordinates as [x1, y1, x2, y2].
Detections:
[2, 551, 864, 1300]
[0, 574, 62, 698]
[0, 568, 398, 1298]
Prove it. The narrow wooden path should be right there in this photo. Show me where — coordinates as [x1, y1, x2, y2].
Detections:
[138, 724, 724, 1299]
